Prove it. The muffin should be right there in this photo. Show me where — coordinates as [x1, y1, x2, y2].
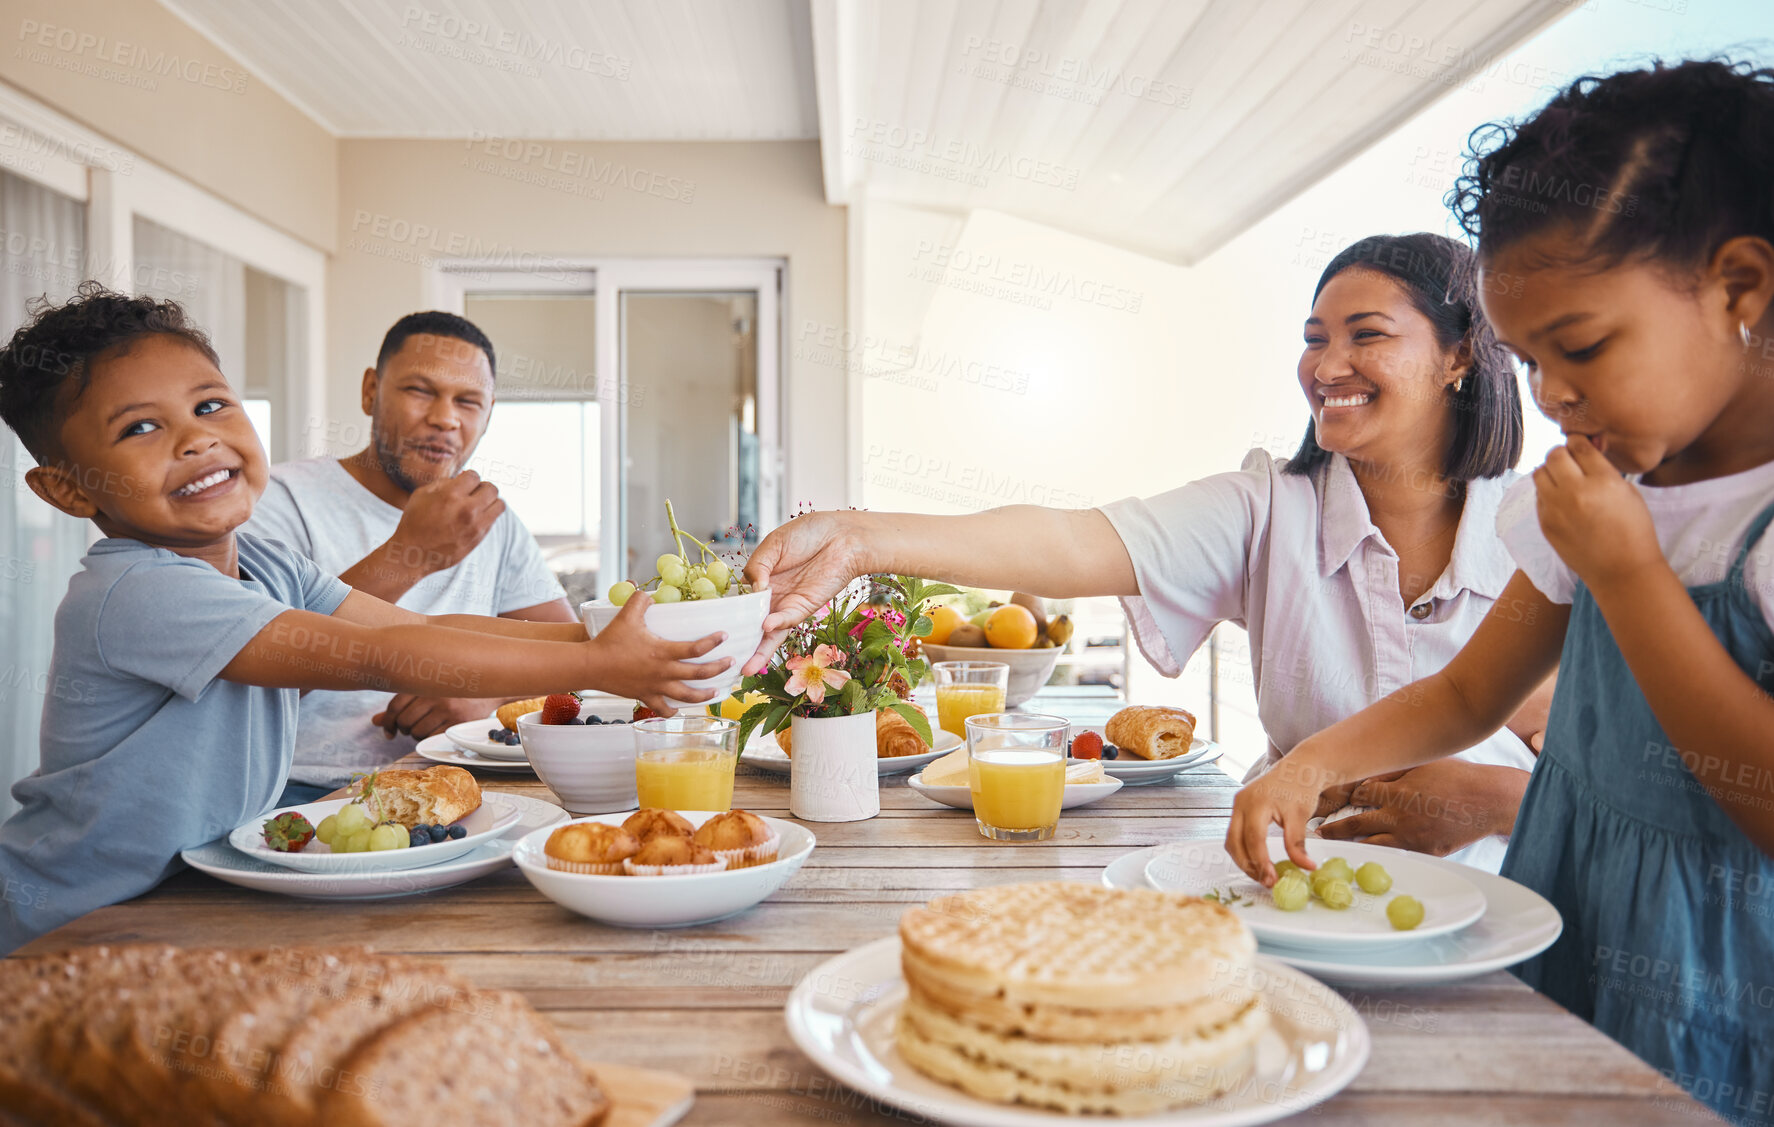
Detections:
[691, 809, 780, 870]
[622, 834, 728, 877]
[622, 808, 694, 843]
[544, 823, 640, 875]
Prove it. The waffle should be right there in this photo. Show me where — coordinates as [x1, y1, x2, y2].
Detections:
[895, 882, 1268, 1114]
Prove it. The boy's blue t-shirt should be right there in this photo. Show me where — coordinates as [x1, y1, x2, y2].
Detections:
[0, 532, 349, 953]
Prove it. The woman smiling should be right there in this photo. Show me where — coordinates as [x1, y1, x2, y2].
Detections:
[744, 233, 1549, 870]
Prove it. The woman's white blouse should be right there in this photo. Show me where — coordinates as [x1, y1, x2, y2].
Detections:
[1099, 448, 1537, 872]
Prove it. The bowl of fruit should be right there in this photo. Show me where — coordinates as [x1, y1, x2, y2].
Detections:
[518, 692, 641, 814]
[580, 502, 766, 710]
[919, 593, 1070, 706]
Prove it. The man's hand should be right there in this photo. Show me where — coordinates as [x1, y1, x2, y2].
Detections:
[585, 591, 731, 714]
[388, 470, 506, 576]
[371, 695, 507, 742]
[1317, 760, 1531, 855]
[1532, 436, 1661, 592]
[741, 511, 864, 674]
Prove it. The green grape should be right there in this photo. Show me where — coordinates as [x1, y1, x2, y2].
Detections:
[336, 830, 372, 854]
[1318, 857, 1355, 883]
[1356, 862, 1393, 894]
[688, 564, 706, 582]
[1273, 860, 1301, 881]
[706, 558, 732, 590]
[335, 803, 371, 834]
[368, 823, 407, 852]
[688, 577, 718, 600]
[1318, 878, 1355, 910]
[1388, 895, 1425, 930]
[1271, 872, 1310, 911]
[608, 580, 637, 606]
[653, 583, 684, 604]
[314, 814, 339, 846]
[657, 554, 688, 586]
[1309, 868, 1341, 901]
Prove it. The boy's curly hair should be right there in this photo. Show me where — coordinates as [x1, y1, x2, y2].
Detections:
[1449, 58, 1774, 269]
[0, 281, 219, 463]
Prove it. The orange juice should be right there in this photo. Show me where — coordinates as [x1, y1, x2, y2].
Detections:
[968, 748, 1064, 831]
[635, 747, 736, 811]
[937, 684, 1007, 738]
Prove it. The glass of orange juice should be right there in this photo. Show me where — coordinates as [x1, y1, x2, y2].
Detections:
[933, 661, 1009, 739]
[963, 713, 1068, 841]
[633, 716, 739, 811]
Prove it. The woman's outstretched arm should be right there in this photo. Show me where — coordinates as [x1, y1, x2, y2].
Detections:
[742, 507, 1138, 672]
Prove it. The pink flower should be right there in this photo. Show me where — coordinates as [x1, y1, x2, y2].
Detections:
[851, 606, 911, 650]
[784, 644, 851, 705]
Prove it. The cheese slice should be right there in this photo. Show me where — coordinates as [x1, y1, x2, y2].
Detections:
[1065, 759, 1105, 785]
[920, 747, 970, 787]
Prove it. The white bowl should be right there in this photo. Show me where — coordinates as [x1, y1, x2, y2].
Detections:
[513, 810, 815, 927]
[919, 642, 1063, 707]
[579, 586, 768, 709]
[518, 709, 639, 814]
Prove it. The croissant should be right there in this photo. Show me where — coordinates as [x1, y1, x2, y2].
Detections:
[1104, 706, 1198, 760]
[877, 705, 932, 758]
[497, 696, 547, 730]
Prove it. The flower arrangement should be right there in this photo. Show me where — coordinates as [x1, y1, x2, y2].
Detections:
[736, 575, 959, 750]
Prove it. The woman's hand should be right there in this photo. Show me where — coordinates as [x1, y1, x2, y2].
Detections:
[1533, 436, 1662, 591]
[1226, 753, 1336, 885]
[1316, 760, 1530, 855]
[584, 591, 730, 714]
[741, 511, 866, 674]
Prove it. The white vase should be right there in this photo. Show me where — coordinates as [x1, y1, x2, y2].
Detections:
[789, 711, 880, 822]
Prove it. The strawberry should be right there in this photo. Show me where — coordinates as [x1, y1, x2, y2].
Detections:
[262, 811, 315, 852]
[540, 693, 582, 725]
[1070, 731, 1104, 760]
[633, 703, 660, 723]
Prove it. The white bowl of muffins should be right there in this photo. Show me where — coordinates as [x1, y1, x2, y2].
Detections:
[512, 807, 815, 927]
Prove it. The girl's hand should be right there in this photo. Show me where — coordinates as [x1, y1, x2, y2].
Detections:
[741, 511, 866, 674]
[1226, 754, 1331, 885]
[1533, 436, 1661, 591]
[586, 591, 730, 714]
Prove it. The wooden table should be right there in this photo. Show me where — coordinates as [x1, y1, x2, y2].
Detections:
[20, 721, 1717, 1125]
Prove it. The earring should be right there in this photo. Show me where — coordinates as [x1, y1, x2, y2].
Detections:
[1453, 376, 1465, 393]
[1743, 321, 1755, 348]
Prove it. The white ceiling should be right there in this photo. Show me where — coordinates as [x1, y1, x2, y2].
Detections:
[157, 0, 819, 140]
[160, 0, 1571, 262]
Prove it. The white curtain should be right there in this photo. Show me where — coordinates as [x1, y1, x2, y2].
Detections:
[0, 171, 90, 821]
[133, 217, 247, 385]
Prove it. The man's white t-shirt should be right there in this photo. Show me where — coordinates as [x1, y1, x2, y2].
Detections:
[245, 457, 567, 786]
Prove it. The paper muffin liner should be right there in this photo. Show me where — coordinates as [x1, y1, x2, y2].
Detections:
[545, 856, 627, 875]
[622, 856, 729, 877]
[709, 827, 781, 870]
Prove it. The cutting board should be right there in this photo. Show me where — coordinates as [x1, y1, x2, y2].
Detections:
[595, 1062, 697, 1127]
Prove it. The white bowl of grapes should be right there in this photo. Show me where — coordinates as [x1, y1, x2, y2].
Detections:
[580, 501, 765, 710]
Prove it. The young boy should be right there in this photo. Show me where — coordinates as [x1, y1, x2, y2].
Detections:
[0, 284, 724, 954]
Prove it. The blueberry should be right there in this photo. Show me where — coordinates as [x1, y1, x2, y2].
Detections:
[446, 824, 467, 840]
[1104, 745, 1119, 759]
[486, 728, 502, 741]
[610, 718, 626, 725]
[587, 715, 604, 725]
[427, 824, 448, 843]
[568, 717, 584, 725]
[505, 731, 521, 745]
[409, 828, 429, 848]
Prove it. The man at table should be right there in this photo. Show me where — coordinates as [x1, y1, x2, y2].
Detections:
[247, 312, 574, 801]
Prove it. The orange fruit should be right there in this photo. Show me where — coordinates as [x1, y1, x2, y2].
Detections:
[984, 603, 1038, 649]
[925, 605, 965, 646]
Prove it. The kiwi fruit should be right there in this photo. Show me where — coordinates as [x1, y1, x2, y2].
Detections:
[1009, 592, 1048, 637]
[945, 623, 988, 647]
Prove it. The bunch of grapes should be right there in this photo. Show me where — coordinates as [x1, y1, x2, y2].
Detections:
[608, 499, 745, 606]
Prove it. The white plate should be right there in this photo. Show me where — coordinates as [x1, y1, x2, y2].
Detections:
[184, 793, 566, 900]
[1103, 846, 1562, 986]
[229, 795, 521, 873]
[447, 717, 530, 761]
[906, 772, 1124, 811]
[785, 937, 1369, 1127]
[1069, 726, 1222, 784]
[513, 810, 815, 928]
[1143, 839, 1486, 951]
[741, 727, 962, 776]
[416, 733, 535, 774]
